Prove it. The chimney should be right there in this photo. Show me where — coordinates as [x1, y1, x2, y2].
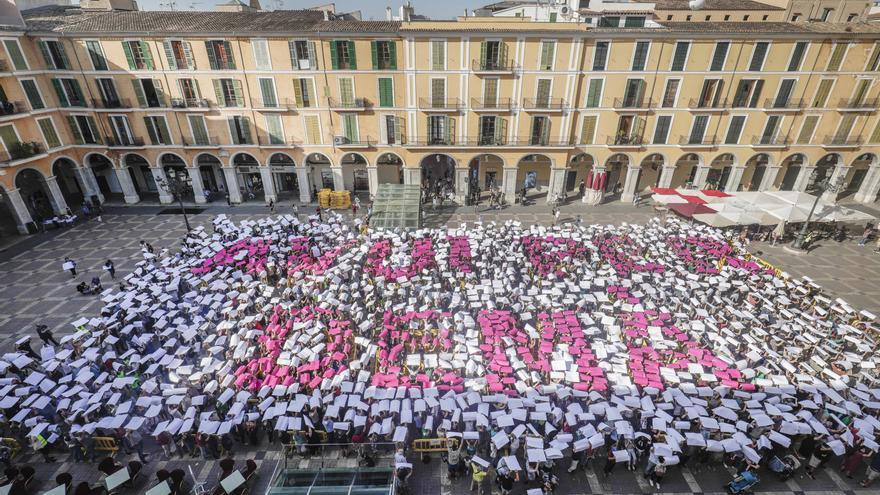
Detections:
[249, 0, 261, 10]
[323, 9, 330, 20]
[0, 0, 25, 27]
[386, 5, 392, 20]
[464, 8, 468, 16]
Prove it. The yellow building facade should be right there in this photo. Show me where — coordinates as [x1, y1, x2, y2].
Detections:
[1, 8, 880, 233]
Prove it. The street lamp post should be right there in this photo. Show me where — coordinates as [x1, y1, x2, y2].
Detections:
[157, 172, 192, 232]
[791, 171, 845, 250]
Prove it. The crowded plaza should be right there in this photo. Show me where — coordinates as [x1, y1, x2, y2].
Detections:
[0, 204, 877, 495]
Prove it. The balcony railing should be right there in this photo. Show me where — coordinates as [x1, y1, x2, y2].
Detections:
[613, 97, 655, 110]
[522, 98, 567, 111]
[406, 136, 456, 146]
[687, 98, 729, 111]
[328, 97, 369, 110]
[466, 135, 507, 146]
[171, 97, 211, 109]
[471, 58, 516, 73]
[91, 98, 132, 110]
[678, 135, 719, 147]
[418, 98, 463, 111]
[251, 98, 296, 110]
[822, 135, 863, 147]
[508, 136, 571, 146]
[763, 98, 804, 110]
[182, 136, 220, 147]
[751, 135, 791, 147]
[838, 97, 879, 111]
[106, 136, 145, 147]
[334, 136, 374, 147]
[1, 142, 44, 162]
[0, 100, 26, 116]
[606, 135, 644, 147]
[259, 134, 302, 146]
[471, 98, 512, 111]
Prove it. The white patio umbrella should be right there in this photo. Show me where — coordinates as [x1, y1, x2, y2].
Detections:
[693, 213, 739, 228]
[763, 204, 813, 223]
[813, 205, 876, 223]
[717, 210, 776, 226]
[765, 191, 826, 209]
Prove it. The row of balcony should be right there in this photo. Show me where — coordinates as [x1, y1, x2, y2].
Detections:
[606, 134, 864, 149]
[67, 95, 880, 113]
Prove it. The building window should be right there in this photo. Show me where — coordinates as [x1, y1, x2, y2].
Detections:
[85, 41, 107, 70]
[530, 116, 550, 145]
[3, 40, 28, 70]
[867, 43, 880, 71]
[725, 115, 746, 144]
[371, 40, 397, 70]
[579, 115, 597, 144]
[289, 40, 316, 70]
[826, 42, 848, 71]
[177, 79, 202, 106]
[20, 79, 44, 110]
[331, 40, 357, 70]
[339, 78, 355, 106]
[652, 115, 671, 144]
[52, 78, 86, 107]
[133, 79, 165, 108]
[252, 38, 271, 70]
[384, 115, 402, 145]
[188, 114, 210, 145]
[788, 41, 808, 71]
[598, 16, 619, 27]
[213, 79, 243, 107]
[762, 15, 769, 21]
[480, 41, 507, 70]
[847, 13, 857, 22]
[685, 15, 692, 21]
[797, 115, 819, 144]
[378, 78, 394, 107]
[293, 78, 314, 108]
[228, 116, 252, 144]
[97, 78, 121, 108]
[732, 79, 764, 108]
[39, 40, 70, 70]
[304, 115, 321, 144]
[0, 124, 21, 154]
[749, 42, 769, 71]
[206, 40, 236, 70]
[585, 79, 603, 107]
[710, 42, 729, 71]
[697, 79, 724, 108]
[37, 117, 61, 148]
[724, 15, 730, 21]
[265, 114, 284, 144]
[759, 115, 781, 144]
[773, 79, 796, 108]
[624, 16, 645, 27]
[539, 40, 556, 71]
[67, 115, 100, 144]
[122, 40, 154, 70]
[144, 115, 172, 145]
[743, 15, 750, 21]
[631, 41, 649, 71]
[791, 14, 800, 21]
[258, 77, 278, 108]
[689, 115, 709, 144]
[430, 78, 446, 106]
[812, 79, 834, 107]
[164, 40, 195, 70]
[428, 115, 452, 145]
[671, 41, 689, 71]
[431, 40, 445, 70]
[623, 79, 646, 107]
[662, 79, 679, 107]
[109, 115, 134, 145]
[821, 8, 833, 21]
[592, 41, 609, 71]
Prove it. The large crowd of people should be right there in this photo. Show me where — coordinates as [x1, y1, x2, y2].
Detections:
[3, 212, 879, 494]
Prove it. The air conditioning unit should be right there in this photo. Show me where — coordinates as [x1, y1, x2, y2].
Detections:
[333, 136, 348, 146]
[298, 59, 311, 70]
[560, 6, 570, 14]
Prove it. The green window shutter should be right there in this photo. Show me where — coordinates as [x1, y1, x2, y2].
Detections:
[206, 41, 218, 70]
[652, 115, 671, 144]
[122, 42, 136, 70]
[22, 80, 44, 110]
[378, 78, 393, 107]
[293, 79, 304, 106]
[260, 78, 277, 106]
[483, 78, 498, 105]
[183, 42, 195, 69]
[39, 41, 53, 68]
[152, 79, 165, 107]
[748, 80, 764, 108]
[157, 117, 171, 144]
[541, 117, 551, 143]
[308, 42, 317, 68]
[711, 42, 728, 71]
[388, 41, 397, 70]
[797, 115, 819, 144]
[867, 43, 880, 71]
[725, 115, 745, 144]
[869, 119, 880, 143]
[480, 41, 488, 67]
[371, 41, 378, 70]
[66, 116, 83, 144]
[339, 78, 354, 105]
[540, 41, 554, 70]
[499, 42, 508, 66]
[85, 116, 99, 143]
[188, 115, 208, 144]
[51, 78, 68, 107]
[446, 116, 455, 144]
[232, 80, 244, 106]
[288, 41, 297, 68]
[788, 41, 807, 71]
[853, 79, 870, 105]
[127, 80, 144, 107]
[144, 117, 159, 144]
[827, 43, 846, 71]
[4, 40, 26, 70]
[141, 41, 154, 70]
[495, 117, 507, 144]
[163, 41, 177, 70]
[347, 41, 357, 70]
[56, 42, 70, 69]
[240, 117, 251, 143]
[749, 42, 768, 71]
[671, 42, 689, 71]
[70, 79, 85, 105]
[432, 41, 444, 70]
[266, 115, 283, 144]
[813, 79, 833, 107]
[227, 118, 237, 143]
[586, 79, 602, 107]
[0, 125, 19, 151]
[38, 119, 61, 148]
[835, 114, 856, 140]
[343, 114, 357, 141]
[329, 41, 339, 70]
[393, 116, 402, 144]
[632, 41, 648, 71]
[223, 41, 236, 69]
[212, 80, 224, 106]
[580, 115, 596, 144]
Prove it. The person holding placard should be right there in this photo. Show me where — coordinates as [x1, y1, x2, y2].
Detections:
[62, 257, 76, 278]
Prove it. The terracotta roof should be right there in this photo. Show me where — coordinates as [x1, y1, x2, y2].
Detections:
[655, 0, 784, 10]
[307, 20, 401, 33]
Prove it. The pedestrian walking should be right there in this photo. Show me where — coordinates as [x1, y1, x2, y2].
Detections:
[316, 205, 323, 221]
[861, 450, 880, 487]
[63, 257, 77, 278]
[351, 202, 358, 216]
[874, 236, 880, 253]
[633, 191, 641, 208]
[36, 324, 59, 346]
[226, 193, 231, 206]
[858, 226, 872, 246]
[292, 203, 299, 218]
[103, 259, 116, 279]
[269, 199, 276, 214]
[553, 206, 561, 226]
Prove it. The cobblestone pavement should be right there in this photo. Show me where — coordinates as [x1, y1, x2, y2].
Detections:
[0, 198, 878, 494]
